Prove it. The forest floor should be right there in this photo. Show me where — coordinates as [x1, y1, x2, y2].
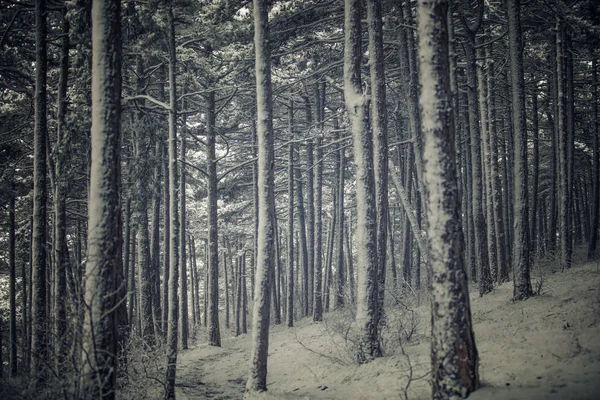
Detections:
[175, 260, 600, 399]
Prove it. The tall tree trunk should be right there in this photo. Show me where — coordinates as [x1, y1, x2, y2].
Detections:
[367, 0, 388, 318]
[460, 1, 493, 295]
[246, 0, 276, 391]
[165, 0, 180, 396]
[304, 97, 315, 315]
[508, 0, 533, 299]
[286, 98, 295, 328]
[531, 83, 540, 260]
[588, 59, 599, 259]
[162, 133, 170, 335]
[335, 132, 346, 308]
[344, 0, 380, 362]
[32, 0, 49, 383]
[81, 0, 122, 395]
[179, 133, 189, 349]
[150, 139, 163, 335]
[206, 90, 221, 346]
[224, 250, 230, 329]
[417, 1, 480, 397]
[242, 253, 248, 334]
[9, 189, 17, 376]
[313, 133, 324, 322]
[53, 6, 70, 372]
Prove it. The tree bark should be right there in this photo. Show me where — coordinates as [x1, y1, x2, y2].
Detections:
[81, 0, 122, 395]
[165, 0, 180, 396]
[313, 133, 324, 322]
[508, 0, 533, 299]
[32, 0, 49, 383]
[344, 0, 380, 362]
[287, 98, 295, 327]
[417, 0, 480, 396]
[588, 59, 599, 259]
[246, 0, 276, 391]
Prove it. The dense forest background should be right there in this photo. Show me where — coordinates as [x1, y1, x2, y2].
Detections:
[0, 0, 599, 398]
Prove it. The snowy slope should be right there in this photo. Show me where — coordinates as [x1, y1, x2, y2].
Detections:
[176, 261, 600, 399]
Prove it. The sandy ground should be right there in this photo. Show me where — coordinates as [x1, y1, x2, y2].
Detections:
[175, 261, 600, 399]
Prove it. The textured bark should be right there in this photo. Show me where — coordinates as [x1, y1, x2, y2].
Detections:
[460, 3, 493, 295]
[588, 60, 599, 259]
[344, 0, 380, 362]
[295, 146, 310, 317]
[313, 133, 324, 322]
[477, 42, 498, 282]
[367, 0, 388, 316]
[287, 98, 295, 327]
[486, 43, 508, 282]
[531, 84, 540, 260]
[32, 0, 48, 383]
[224, 250, 230, 329]
[206, 90, 221, 346]
[81, 0, 122, 396]
[150, 140, 163, 335]
[417, 0, 480, 397]
[165, 1, 180, 396]
[53, 6, 70, 373]
[508, 0, 533, 299]
[246, 0, 275, 391]
[335, 132, 346, 309]
[304, 97, 315, 315]
[179, 133, 189, 349]
[162, 132, 170, 334]
[9, 190, 17, 376]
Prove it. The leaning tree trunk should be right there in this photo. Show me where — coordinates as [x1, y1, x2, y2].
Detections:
[344, 0, 380, 363]
[508, 0, 533, 299]
[416, 0, 480, 397]
[80, 0, 122, 396]
[246, 0, 276, 392]
[32, 0, 49, 384]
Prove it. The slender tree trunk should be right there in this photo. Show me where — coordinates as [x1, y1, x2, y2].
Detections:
[313, 134, 324, 321]
[246, 0, 276, 391]
[531, 83, 540, 260]
[32, 0, 49, 383]
[508, 0, 533, 299]
[81, 0, 122, 395]
[335, 133, 346, 308]
[305, 97, 315, 315]
[9, 189, 17, 376]
[287, 98, 295, 327]
[165, 1, 180, 396]
[53, 6, 70, 372]
[367, 0, 388, 318]
[206, 90, 221, 346]
[150, 139, 163, 335]
[242, 253, 248, 334]
[179, 133, 189, 349]
[417, 1, 479, 396]
[344, 0, 380, 362]
[588, 59, 599, 259]
[224, 250, 230, 329]
[162, 134, 170, 334]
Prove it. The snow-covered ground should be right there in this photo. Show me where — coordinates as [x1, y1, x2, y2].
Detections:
[176, 261, 600, 399]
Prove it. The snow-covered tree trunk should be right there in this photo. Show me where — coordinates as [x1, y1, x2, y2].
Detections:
[335, 131, 346, 309]
[416, 1, 480, 397]
[588, 59, 599, 259]
[165, 0, 180, 396]
[367, 0, 389, 315]
[32, 0, 49, 383]
[207, 90, 221, 346]
[507, 0, 533, 299]
[81, 0, 122, 396]
[246, 0, 275, 392]
[287, 98, 295, 328]
[179, 131, 189, 349]
[150, 139, 163, 335]
[313, 132, 324, 322]
[344, 0, 380, 363]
